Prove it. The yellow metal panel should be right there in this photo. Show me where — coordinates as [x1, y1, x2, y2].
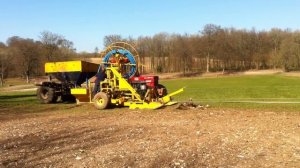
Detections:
[128, 102, 163, 109]
[45, 61, 82, 73]
[109, 67, 142, 101]
[165, 101, 178, 106]
[45, 61, 99, 73]
[124, 102, 131, 107]
[161, 88, 184, 103]
[111, 99, 118, 104]
[71, 88, 88, 95]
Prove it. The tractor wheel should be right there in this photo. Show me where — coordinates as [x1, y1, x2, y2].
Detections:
[37, 86, 57, 104]
[93, 92, 109, 110]
[157, 84, 168, 97]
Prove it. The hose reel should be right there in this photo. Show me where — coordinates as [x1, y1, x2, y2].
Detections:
[100, 42, 139, 78]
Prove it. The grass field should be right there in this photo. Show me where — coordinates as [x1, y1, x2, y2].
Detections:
[161, 74, 300, 111]
[1, 74, 300, 112]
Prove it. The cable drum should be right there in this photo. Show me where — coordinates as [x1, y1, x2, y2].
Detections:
[100, 42, 139, 78]
[103, 49, 137, 78]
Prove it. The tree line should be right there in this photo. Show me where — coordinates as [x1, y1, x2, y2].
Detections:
[1, 24, 300, 85]
[106, 24, 300, 74]
[0, 31, 77, 85]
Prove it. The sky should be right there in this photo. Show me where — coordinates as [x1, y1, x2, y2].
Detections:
[0, 0, 300, 52]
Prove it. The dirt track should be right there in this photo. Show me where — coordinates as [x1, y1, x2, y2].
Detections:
[0, 105, 299, 167]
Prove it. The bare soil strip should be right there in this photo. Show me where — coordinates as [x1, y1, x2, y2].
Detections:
[0, 106, 299, 167]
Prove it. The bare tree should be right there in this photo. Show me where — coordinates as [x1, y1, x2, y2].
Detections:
[201, 24, 221, 72]
[279, 32, 300, 71]
[2, 25, 300, 80]
[103, 35, 122, 47]
[0, 42, 12, 86]
[7, 37, 41, 83]
[40, 31, 74, 61]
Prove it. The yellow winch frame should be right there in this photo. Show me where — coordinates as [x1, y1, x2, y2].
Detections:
[71, 66, 184, 109]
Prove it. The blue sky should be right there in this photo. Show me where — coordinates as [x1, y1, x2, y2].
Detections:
[0, 0, 299, 52]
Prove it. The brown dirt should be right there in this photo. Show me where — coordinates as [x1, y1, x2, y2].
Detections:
[0, 105, 299, 167]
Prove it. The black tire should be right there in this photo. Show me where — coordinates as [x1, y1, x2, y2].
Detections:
[61, 94, 76, 103]
[37, 86, 57, 104]
[157, 84, 168, 98]
[53, 95, 58, 103]
[93, 92, 109, 110]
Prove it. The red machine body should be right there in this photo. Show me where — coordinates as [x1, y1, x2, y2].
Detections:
[129, 75, 159, 88]
[129, 75, 162, 99]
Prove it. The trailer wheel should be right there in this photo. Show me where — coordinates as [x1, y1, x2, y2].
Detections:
[157, 84, 168, 97]
[37, 86, 57, 104]
[93, 92, 109, 110]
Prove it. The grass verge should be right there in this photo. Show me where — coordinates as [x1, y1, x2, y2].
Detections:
[161, 74, 300, 111]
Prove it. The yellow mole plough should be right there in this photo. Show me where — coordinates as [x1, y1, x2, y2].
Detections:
[36, 42, 184, 109]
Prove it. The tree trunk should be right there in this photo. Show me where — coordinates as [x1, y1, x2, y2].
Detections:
[206, 53, 210, 73]
[183, 56, 186, 76]
[151, 54, 154, 73]
[26, 70, 30, 83]
[274, 46, 277, 69]
[0, 74, 3, 87]
[0, 62, 3, 87]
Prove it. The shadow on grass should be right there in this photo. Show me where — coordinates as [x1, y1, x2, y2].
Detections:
[0, 94, 36, 100]
[0, 92, 78, 121]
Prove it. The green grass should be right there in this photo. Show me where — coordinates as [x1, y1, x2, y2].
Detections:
[2, 74, 300, 113]
[0, 91, 37, 104]
[0, 91, 76, 114]
[0, 91, 126, 115]
[161, 75, 300, 111]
